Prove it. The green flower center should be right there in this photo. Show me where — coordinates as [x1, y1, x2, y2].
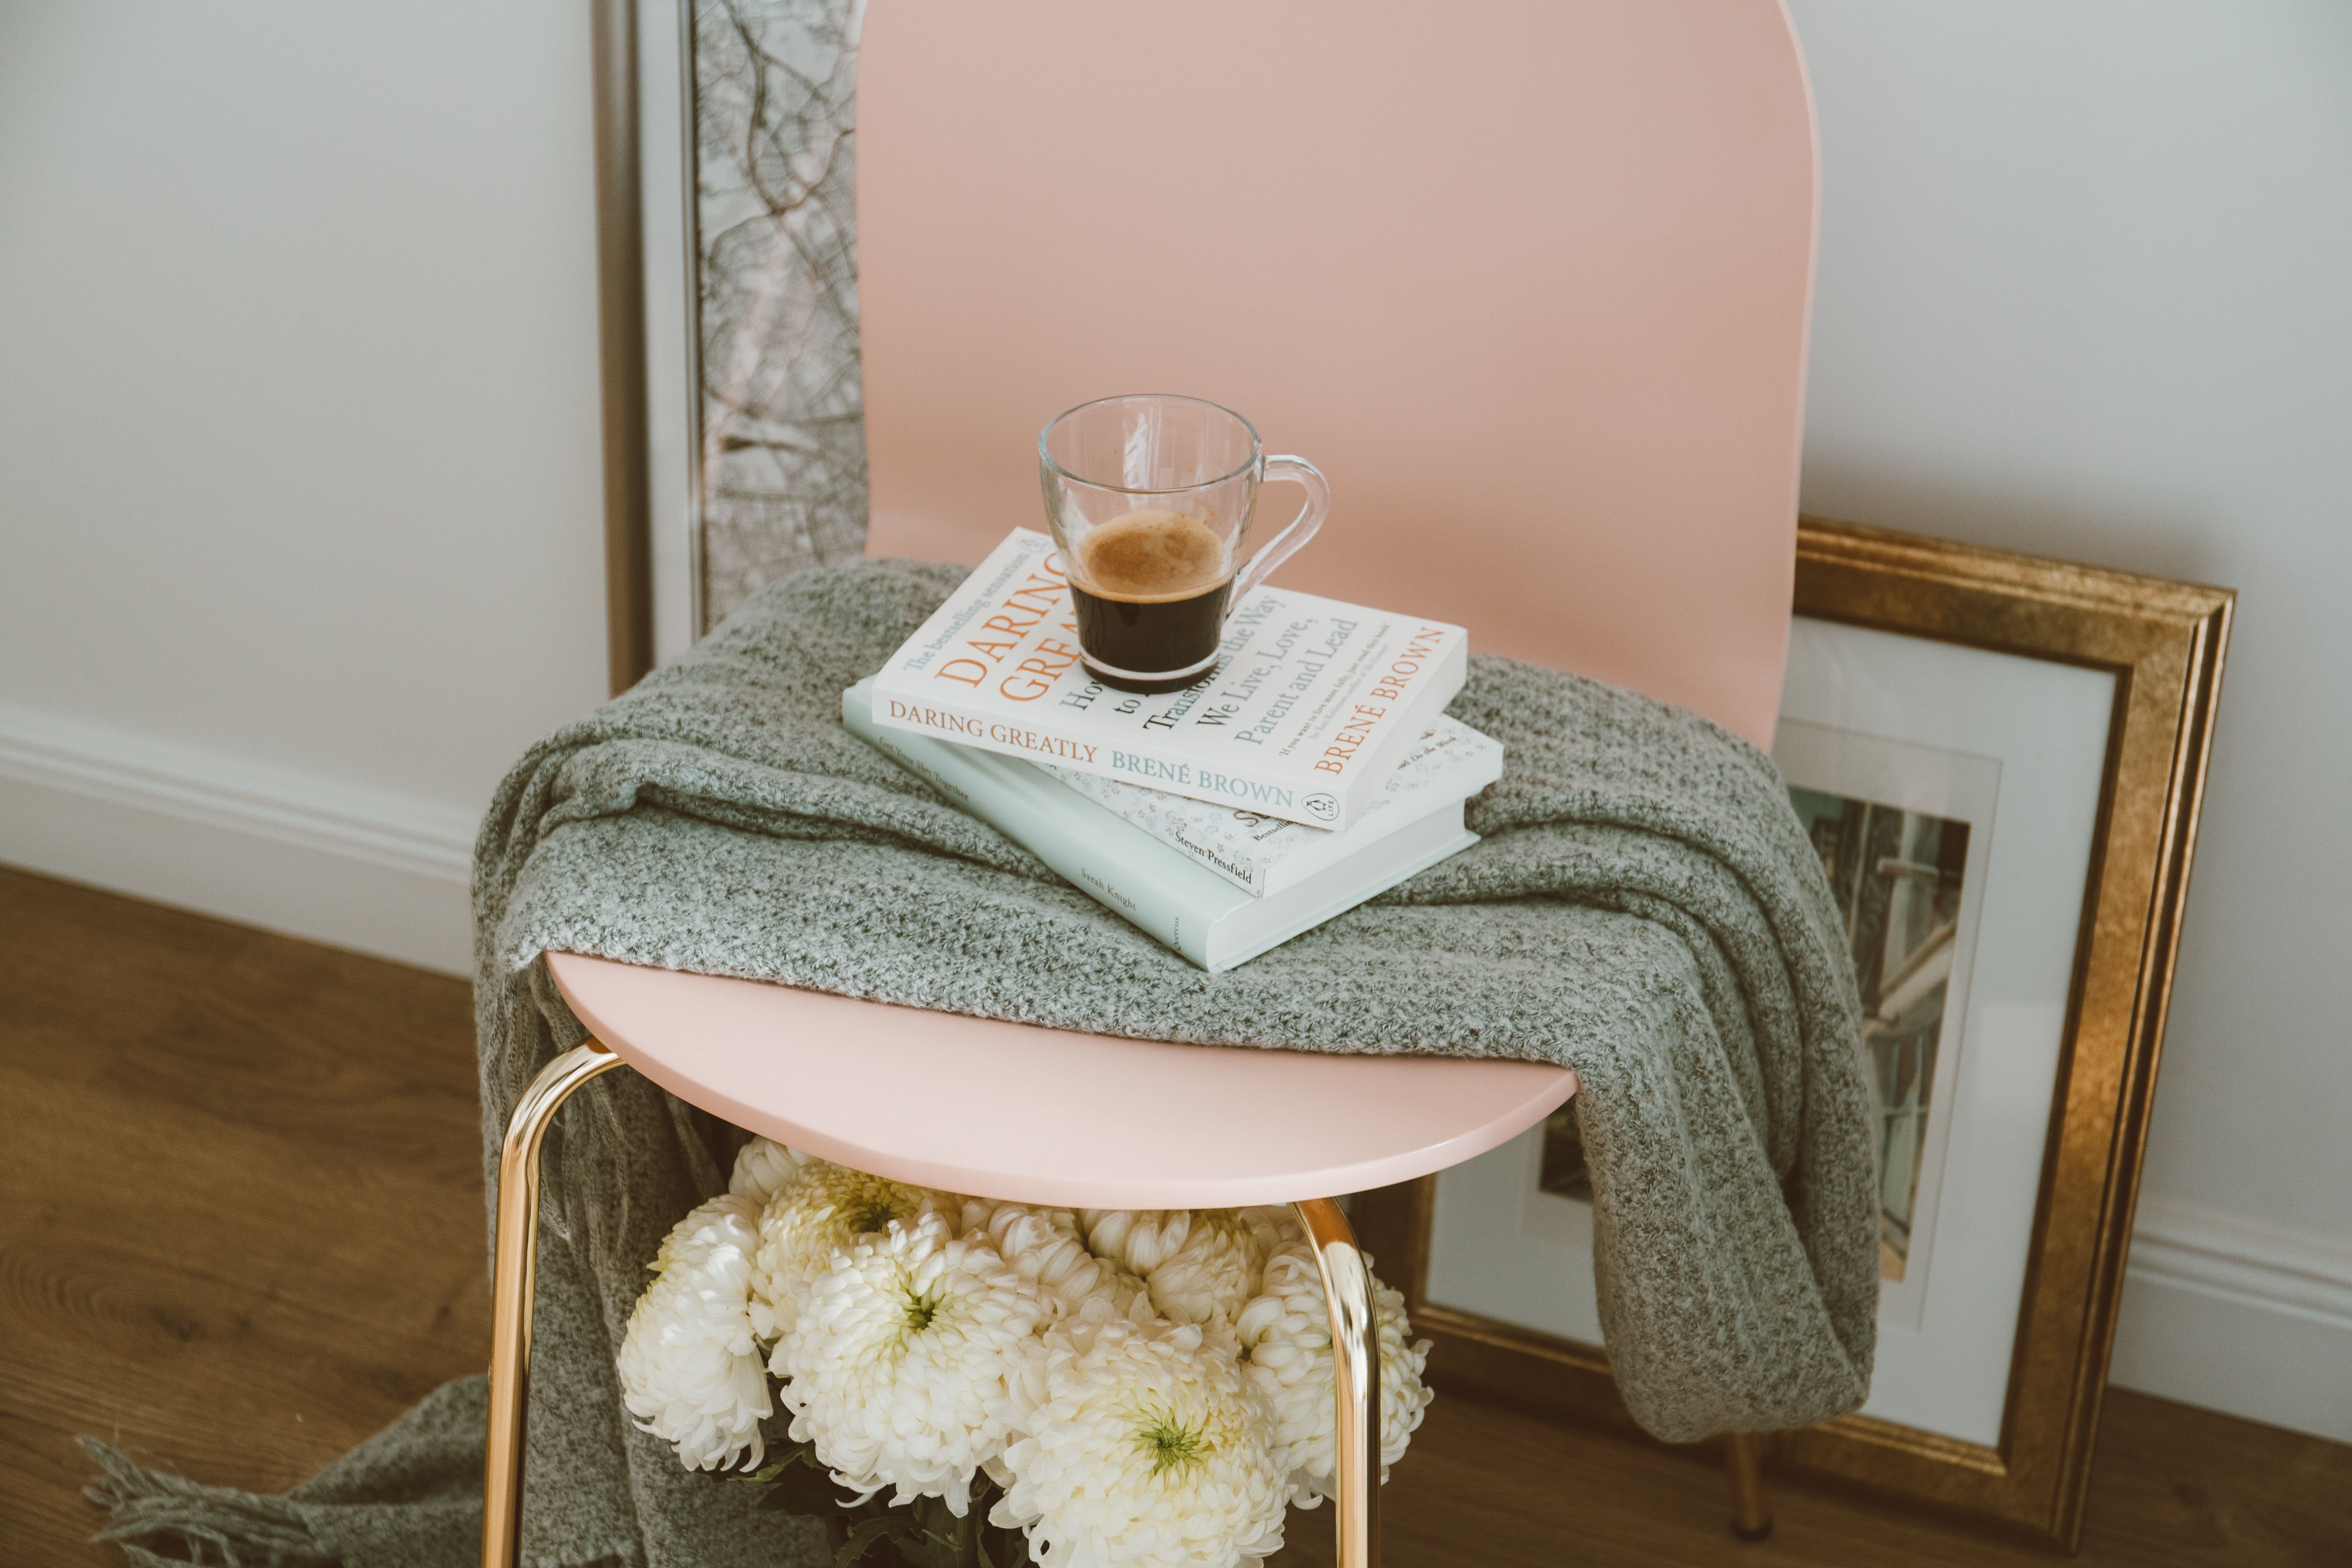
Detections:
[900, 1278, 945, 1334]
[1136, 1409, 1207, 1476]
[846, 1193, 909, 1235]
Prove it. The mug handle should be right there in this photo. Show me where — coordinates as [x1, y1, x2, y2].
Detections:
[1230, 455, 1330, 609]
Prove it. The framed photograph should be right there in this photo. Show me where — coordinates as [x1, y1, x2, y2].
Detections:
[1353, 517, 2233, 1547]
[593, 0, 869, 692]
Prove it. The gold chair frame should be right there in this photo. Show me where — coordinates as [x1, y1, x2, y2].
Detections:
[480, 1039, 1401, 1568]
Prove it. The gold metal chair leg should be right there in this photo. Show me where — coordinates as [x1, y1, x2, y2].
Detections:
[482, 1038, 626, 1568]
[1295, 1198, 1381, 1568]
[1725, 1430, 1773, 1542]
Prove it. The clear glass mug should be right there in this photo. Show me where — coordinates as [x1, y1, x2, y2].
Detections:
[1038, 394, 1330, 693]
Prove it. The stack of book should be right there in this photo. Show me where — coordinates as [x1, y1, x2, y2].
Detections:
[848, 529, 1502, 971]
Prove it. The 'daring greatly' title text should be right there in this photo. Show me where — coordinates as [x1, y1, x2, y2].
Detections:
[928, 553, 1080, 702]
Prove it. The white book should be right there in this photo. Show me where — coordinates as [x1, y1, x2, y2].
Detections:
[844, 679, 1477, 973]
[1038, 718, 1503, 897]
[869, 528, 1468, 831]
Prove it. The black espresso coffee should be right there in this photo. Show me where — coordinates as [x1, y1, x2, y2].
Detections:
[1069, 509, 1234, 692]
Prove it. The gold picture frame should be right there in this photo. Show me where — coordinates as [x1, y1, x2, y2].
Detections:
[1354, 517, 2233, 1548]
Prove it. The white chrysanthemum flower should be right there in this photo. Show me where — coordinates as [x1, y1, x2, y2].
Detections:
[749, 1155, 953, 1341]
[987, 1204, 1160, 1324]
[616, 1193, 772, 1472]
[982, 1201, 1082, 1246]
[772, 1211, 1044, 1517]
[1080, 1209, 1193, 1275]
[954, 1192, 1015, 1238]
[729, 1135, 815, 1208]
[1233, 1244, 1432, 1508]
[992, 1315, 1288, 1568]
[1136, 1208, 1292, 1332]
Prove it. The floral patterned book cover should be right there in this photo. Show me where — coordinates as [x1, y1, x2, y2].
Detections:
[1039, 718, 1502, 896]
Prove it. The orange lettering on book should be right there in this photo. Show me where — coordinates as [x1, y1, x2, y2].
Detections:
[1000, 637, 1083, 701]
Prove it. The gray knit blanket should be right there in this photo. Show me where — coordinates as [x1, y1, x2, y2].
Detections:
[88, 557, 1875, 1567]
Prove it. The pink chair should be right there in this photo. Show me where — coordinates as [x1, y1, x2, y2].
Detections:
[484, 4, 1816, 1564]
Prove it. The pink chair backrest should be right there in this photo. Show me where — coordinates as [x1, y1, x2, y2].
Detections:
[857, 1, 1816, 747]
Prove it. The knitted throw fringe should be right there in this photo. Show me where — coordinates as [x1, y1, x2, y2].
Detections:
[80, 1439, 321, 1567]
[74, 1377, 542, 1568]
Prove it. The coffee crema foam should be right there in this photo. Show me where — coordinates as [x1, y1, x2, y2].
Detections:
[1074, 510, 1231, 603]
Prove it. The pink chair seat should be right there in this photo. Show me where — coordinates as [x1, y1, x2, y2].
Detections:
[547, 951, 1576, 1210]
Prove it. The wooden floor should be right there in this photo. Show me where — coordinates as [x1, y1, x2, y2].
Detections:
[2, 864, 2345, 1566]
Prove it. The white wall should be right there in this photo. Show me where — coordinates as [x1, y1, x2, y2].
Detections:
[0, 2, 609, 972]
[2, 0, 2343, 1445]
[1786, 0, 2352, 1440]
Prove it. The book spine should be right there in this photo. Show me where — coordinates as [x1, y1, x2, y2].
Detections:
[1145, 819, 1268, 897]
[1040, 768, 1273, 894]
[868, 684, 1379, 832]
[844, 692, 1221, 968]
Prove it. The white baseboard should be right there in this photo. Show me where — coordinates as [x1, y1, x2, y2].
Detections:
[2111, 1197, 2352, 1443]
[0, 702, 476, 975]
